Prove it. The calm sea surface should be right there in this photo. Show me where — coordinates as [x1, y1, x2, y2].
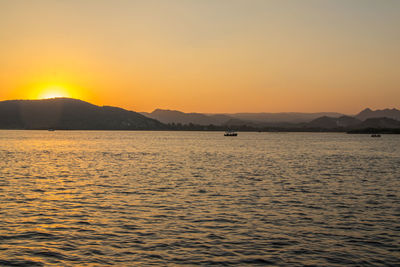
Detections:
[0, 131, 399, 266]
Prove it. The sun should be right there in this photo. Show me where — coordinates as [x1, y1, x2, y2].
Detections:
[37, 85, 71, 99]
[27, 81, 86, 101]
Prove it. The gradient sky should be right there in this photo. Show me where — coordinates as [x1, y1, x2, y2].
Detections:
[0, 0, 399, 113]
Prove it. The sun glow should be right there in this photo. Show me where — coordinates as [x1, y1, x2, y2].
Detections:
[36, 85, 71, 99]
[22, 80, 91, 103]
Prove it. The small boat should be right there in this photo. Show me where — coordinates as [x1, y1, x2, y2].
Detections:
[224, 130, 237, 136]
[371, 134, 381, 137]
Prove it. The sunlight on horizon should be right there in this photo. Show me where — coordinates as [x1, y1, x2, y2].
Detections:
[37, 86, 70, 99]
[31, 85, 76, 100]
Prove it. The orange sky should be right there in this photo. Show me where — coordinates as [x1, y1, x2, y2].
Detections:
[0, 0, 399, 114]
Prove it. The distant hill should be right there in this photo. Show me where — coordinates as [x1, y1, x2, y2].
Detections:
[141, 107, 400, 132]
[356, 108, 400, 121]
[228, 112, 344, 123]
[141, 109, 234, 125]
[346, 117, 400, 134]
[306, 115, 400, 130]
[357, 117, 400, 129]
[142, 109, 344, 125]
[0, 98, 166, 130]
[307, 116, 361, 129]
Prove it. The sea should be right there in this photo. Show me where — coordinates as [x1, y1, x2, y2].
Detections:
[0, 131, 399, 266]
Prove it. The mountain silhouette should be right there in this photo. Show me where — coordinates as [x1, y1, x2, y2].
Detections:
[228, 112, 344, 123]
[1, 99, 399, 132]
[306, 115, 400, 131]
[141, 109, 234, 125]
[356, 108, 400, 121]
[0, 98, 165, 130]
[142, 109, 344, 125]
[357, 117, 400, 129]
[307, 116, 361, 129]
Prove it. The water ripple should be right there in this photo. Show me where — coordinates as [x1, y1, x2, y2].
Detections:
[0, 131, 399, 265]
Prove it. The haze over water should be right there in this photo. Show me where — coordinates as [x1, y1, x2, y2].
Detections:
[0, 131, 399, 266]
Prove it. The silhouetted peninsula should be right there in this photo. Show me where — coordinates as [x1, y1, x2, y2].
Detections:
[0, 98, 166, 130]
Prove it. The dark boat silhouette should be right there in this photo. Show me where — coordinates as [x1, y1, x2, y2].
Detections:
[224, 130, 237, 136]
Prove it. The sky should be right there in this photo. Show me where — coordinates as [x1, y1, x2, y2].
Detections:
[0, 0, 399, 114]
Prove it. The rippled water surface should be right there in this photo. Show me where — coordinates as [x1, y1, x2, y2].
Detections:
[0, 131, 399, 266]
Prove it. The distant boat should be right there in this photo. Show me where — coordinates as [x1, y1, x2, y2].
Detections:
[224, 130, 237, 136]
[371, 134, 381, 137]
